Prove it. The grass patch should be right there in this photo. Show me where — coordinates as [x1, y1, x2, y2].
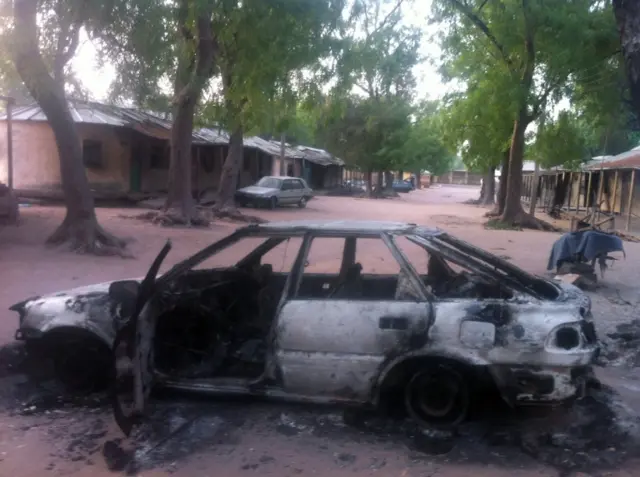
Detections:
[484, 218, 522, 231]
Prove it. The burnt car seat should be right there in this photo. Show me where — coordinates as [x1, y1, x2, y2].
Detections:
[328, 263, 364, 299]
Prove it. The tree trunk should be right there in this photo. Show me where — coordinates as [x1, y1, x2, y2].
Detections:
[11, 0, 126, 254]
[480, 167, 495, 206]
[215, 125, 244, 211]
[415, 170, 421, 189]
[478, 176, 487, 203]
[528, 161, 540, 215]
[613, 0, 640, 118]
[384, 171, 393, 190]
[376, 170, 384, 196]
[164, 93, 197, 220]
[501, 115, 528, 222]
[366, 169, 373, 197]
[486, 151, 509, 216]
[162, 3, 216, 225]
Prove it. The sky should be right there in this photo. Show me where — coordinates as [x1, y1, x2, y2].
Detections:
[70, 0, 453, 103]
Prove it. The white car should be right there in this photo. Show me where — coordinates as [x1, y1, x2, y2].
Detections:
[11, 221, 598, 435]
[235, 176, 313, 209]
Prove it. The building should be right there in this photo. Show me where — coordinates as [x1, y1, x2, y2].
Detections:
[520, 148, 640, 233]
[0, 100, 344, 200]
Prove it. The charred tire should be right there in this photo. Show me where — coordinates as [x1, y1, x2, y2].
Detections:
[298, 196, 308, 208]
[405, 364, 470, 428]
[41, 331, 111, 394]
[269, 196, 278, 209]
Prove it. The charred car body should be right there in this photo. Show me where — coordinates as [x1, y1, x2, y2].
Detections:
[11, 221, 598, 434]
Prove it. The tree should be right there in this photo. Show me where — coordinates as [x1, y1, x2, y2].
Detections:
[10, 0, 126, 254]
[529, 111, 590, 170]
[93, 0, 341, 220]
[315, 0, 421, 192]
[434, 0, 619, 229]
[164, 0, 216, 224]
[403, 104, 452, 177]
[613, 0, 640, 119]
[440, 82, 515, 207]
[316, 93, 417, 195]
[212, 0, 343, 213]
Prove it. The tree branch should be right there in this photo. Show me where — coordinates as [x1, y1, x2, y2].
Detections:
[175, 3, 218, 105]
[447, 0, 516, 75]
[477, 0, 490, 12]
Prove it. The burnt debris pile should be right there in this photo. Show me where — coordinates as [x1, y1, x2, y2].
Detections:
[598, 319, 640, 367]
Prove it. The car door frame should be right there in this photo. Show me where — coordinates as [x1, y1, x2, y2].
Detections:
[279, 179, 296, 204]
[112, 228, 305, 434]
[267, 230, 435, 402]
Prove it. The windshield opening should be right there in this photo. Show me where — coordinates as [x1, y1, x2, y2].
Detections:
[257, 177, 282, 189]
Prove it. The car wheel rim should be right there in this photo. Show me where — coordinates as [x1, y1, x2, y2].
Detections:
[405, 365, 469, 427]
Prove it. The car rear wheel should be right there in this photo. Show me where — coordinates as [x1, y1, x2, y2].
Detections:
[269, 196, 278, 209]
[298, 196, 308, 208]
[404, 364, 470, 428]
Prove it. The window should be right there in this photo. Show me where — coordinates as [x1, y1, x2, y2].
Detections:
[394, 236, 430, 275]
[297, 236, 422, 301]
[292, 180, 305, 189]
[356, 238, 401, 275]
[303, 237, 345, 274]
[282, 180, 295, 190]
[287, 164, 294, 176]
[82, 140, 103, 169]
[150, 145, 169, 169]
[193, 236, 302, 272]
[257, 177, 282, 189]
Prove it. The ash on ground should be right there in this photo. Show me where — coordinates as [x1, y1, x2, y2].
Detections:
[1, 341, 640, 476]
[598, 319, 640, 368]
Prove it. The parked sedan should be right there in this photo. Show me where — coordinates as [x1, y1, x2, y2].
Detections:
[392, 179, 414, 193]
[10, 220, 598, 435]
[235, 176, 313, 209]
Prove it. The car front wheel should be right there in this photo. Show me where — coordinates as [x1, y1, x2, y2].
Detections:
[298, 196, 308, 208]
[404, 364, 470, 428]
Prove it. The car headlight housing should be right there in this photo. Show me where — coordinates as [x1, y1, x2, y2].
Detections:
[546, 323, 584, 351]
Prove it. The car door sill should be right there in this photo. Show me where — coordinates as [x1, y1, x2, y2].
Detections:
[159, 377, 361, 405]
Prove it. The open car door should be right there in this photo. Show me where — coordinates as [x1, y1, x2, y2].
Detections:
[111, 241, 172, 436]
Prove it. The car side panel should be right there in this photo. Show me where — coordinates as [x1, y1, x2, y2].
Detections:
[274, 299, 430, 402]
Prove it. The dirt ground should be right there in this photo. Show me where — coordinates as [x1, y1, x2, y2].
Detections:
[1, 185, 639, 477]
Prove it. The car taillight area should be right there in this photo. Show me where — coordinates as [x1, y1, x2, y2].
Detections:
[546, 320, 598, 351]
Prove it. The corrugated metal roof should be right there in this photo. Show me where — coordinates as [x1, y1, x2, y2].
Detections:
[2, 101, 211, 144]
[2, 100, 345, 166]
[295, 145, 344, 166]
[583, 149, 640, 170]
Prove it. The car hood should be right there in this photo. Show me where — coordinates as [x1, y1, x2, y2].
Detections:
[11, 279, 140, 346]
[237, 186, 278, 195]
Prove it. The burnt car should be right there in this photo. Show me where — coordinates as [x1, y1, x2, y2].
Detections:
[10, 221, 598, 434]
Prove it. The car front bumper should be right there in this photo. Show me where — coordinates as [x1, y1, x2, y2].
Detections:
[235, 193, 271, 206]
[489, 364, 596, 406]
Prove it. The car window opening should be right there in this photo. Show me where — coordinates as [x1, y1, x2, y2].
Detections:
[154, 236, 302, 381]
[295, 237, 422, 301]
[394, 236, 514, 300]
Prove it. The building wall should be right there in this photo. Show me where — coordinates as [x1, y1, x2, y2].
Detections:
[432, 170, 483, 185]
[0, 121, 131, 194]
[0, 120, 274, 198]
